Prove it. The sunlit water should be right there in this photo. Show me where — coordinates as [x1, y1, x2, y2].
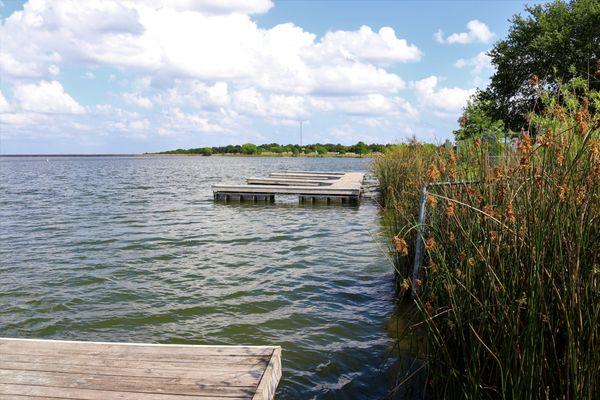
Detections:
[0, 156, 397, 399]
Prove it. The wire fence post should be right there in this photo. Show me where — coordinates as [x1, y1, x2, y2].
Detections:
[411, 184, 428, 298]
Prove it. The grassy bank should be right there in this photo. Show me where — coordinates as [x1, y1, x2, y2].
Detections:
[375, 81, 599, 398]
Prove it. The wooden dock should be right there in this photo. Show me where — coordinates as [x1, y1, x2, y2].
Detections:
[212, 171, 365, 204]
[0, 338, 281, 400]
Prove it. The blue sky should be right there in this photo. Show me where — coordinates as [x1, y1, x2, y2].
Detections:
[0, 0, 543, 154]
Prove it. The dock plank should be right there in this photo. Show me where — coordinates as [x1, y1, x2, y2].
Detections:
[213, 171, 364, 202]
[0, 339, 281, 400]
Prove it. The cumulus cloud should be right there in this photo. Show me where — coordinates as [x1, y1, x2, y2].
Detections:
[0, 90, 11, 113]
[1, 0, 439, 148]
[414, 76, 475, 115]
[435, 20, 494, 44]
[455, 51, 493, 85]
[233, 87, 308, 121]
[13, 80, 85, 114]
[154, 80, 230, 110]
[316, 26, 421, 65]
[122, 92, 154, 108]
[138, 0, 274, 15]
[0, 0, 416, 97]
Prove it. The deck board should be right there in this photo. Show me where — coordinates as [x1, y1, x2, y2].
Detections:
[213, 171, 365, 200]
[0, 338, 281, 400]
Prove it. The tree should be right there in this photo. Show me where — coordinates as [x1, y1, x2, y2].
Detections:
[480, 0, 600, 130]
[453, 96, 507, 141]
[198, 147, 212, 156]
[355, 141, 368, 156]
[454, 97, 508, 155]
[316, 145, 327, 155]
[240, 143, 259, 155]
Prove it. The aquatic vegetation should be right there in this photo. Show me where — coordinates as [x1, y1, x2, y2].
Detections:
[376, 80, 600, 398]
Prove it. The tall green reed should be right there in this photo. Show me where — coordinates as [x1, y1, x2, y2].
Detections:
[376, 79, 599, 399]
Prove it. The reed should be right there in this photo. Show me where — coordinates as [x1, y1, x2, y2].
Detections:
[376, 79, 600, 399]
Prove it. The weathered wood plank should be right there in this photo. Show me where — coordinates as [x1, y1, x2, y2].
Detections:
[0, 384, 243, 400]
[0, 339, 281, 399]
[0, 362, 263, 384]
[0, 339, 272, 356]
[252, 347, 281, 400]
[0, 370, 256, 397]
[246, 177, 327, 186]
[0, 350, 270, 365]
[1, 353, 267, 370]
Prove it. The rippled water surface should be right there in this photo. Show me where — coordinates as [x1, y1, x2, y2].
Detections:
[0, 156, 396, 399]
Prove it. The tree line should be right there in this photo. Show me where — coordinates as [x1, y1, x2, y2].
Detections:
[157, 141, 393, 156]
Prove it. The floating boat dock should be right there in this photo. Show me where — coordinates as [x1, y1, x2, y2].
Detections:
[212, 171, 365, 204]
[0, 338, 281, 400]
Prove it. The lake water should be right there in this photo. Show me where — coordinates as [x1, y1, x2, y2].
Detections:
[0, 156, 397, 399]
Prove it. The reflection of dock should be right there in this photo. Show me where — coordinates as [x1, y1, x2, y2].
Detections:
[212, 171, 365, 204]
[0, 338, 282, 400]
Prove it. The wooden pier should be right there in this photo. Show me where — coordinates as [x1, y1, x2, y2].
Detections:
[0, 338, 281, 400]
[212, 171, 365, 204]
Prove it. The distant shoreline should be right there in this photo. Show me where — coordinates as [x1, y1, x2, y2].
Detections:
[0, 154, 141, 157]
[0, 153, 375, 158]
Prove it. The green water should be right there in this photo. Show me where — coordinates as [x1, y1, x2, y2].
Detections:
[0, 156, 398, 399]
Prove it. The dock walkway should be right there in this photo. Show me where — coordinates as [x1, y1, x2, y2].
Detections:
[212, 170, 365, 204]
[0, 338, 281, 400]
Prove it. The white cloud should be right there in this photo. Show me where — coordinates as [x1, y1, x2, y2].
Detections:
[161, 108, 226, 133]
[48, 64, 60, 75]
[233, 87, 308, 120]
[0, 0, 448, 148]
[455, 51, 493, 85]
[311, 94, 418, 119]
[0, 112, 47, 126]
[414, 76, 475, 115]
[138, 0, 273, 15]
[316, 26, 421, 65]
[435, 20, 494, 44]
[13, 80, 85, 114]
[84, 71, 95, 79]
[0, 0, 415, 98]
[155, 80, 229, 110]
[0, 90, 11, 113]
[122, 92, 153, 108]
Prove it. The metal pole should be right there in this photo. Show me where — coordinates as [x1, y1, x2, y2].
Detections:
[300, 121, 303, 147]
[412, 184, 428, 298]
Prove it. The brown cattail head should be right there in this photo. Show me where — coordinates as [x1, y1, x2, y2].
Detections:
[392, 236, 409, 256]
[427, 163, 441, 181]
[401, 278, 410, 291]
[517, 133, 533, 153]
[530, 74, 539, 87]
[425, 237, 437, 251]
[506, 202, 516, 224]
[445, 202, 456, 218]
[427, 194, 438, 207]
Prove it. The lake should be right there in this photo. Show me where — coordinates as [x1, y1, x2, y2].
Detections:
[0, 155, 397, 399]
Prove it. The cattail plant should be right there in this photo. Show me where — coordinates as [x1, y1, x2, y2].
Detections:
[376, 79, 599, 399]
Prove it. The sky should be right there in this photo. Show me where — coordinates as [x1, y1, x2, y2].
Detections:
[0, 0, 544, 154]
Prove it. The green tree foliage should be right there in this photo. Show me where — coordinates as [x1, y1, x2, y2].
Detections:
[240, 143, 260, 155]
[454, 97, 507, 155]
[355, 141, 369, 156]
[316, 146, 328, 155]
[479, 0, 600, 130]
[157, 141, 395, 156]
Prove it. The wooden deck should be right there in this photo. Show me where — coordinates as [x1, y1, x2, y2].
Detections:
[0, 338, 281, 400]
[212, 171, 365, 203]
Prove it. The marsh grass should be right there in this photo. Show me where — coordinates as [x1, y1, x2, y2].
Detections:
[376, 80, 600, 399]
